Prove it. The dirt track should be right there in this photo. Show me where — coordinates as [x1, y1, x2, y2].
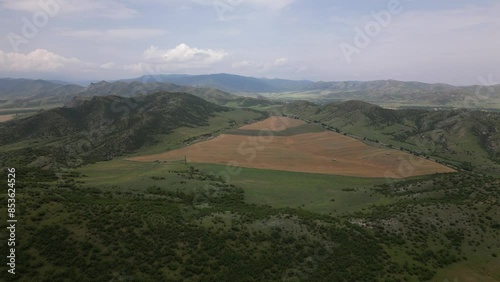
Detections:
[129, 117, 455, 178]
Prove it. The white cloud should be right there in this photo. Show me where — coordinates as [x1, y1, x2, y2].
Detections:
[274, 57, 288, 66]
[232, 57, 289, 71]
[143, 43, 227, 64]
[232, 60, 261, 68]
[0, 49, 81, 71]
[0, 0, 139, 19]
[243, 0, 293, 10]
[100, 62, 115, 70]
[58, 28, 166, 40]
[116, 44, 229, 74]
[295, 66, 308, 73]
[123, 63, 144, 73]
[193, 0, 293, 10]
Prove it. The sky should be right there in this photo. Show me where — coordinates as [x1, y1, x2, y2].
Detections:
[0, 0, 499, 85]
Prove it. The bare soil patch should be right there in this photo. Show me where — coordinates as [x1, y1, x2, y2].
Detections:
[129, 117, 455, 178]
[0, 114, 14, 122]
[239, 116, 305, 131]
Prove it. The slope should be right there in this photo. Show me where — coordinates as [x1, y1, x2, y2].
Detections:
[0, 92, 231, 168]
[283, 100, 500, 175]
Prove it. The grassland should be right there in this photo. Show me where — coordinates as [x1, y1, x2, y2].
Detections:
[433, 257, 500, 282]
[55, 156, 500, 281]
[0, 164, 430, 281]
[0, 105, 63, 121]
[194, 163, 391, 215]
[71, 113, 405, 216]
[2, 127, 495, 281]
[75, 159, 392, 215]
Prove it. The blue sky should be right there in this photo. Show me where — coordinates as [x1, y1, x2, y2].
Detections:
[0, 0, 499, 85]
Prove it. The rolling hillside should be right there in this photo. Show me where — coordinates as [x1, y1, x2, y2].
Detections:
[0, 78, 280, 110]
[123, 74, 500, 108]
[0, 78, 84, 98]
[298, 80, 500, 108]
[0, 92, 232, 168]
[0, 92, 498, 281]
[283, 100, 500, 175]
[3, 75, 500, 109]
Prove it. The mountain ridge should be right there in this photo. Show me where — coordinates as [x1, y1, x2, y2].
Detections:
[2, 75, 500, 109]
[0, 78, 279, 109]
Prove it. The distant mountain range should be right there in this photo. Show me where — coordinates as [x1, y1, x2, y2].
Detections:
[1, 74, 500, 109]
[0, 78, 279, 109]
[120, 73, 313, 93]
[297, 80, 500, 108]
[0, 78, 84, 99]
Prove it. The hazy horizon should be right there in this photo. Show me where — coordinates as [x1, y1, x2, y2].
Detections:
[2, 72, 499, 88]
[1, 0, 499, 86]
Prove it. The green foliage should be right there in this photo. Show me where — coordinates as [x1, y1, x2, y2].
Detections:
[1, 163, 499, 281]
[283, 101, 500, 175]
[0, 92, 267, 169]
[0, 167, 393, 281]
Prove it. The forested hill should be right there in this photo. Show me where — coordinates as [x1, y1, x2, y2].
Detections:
[0, 92, 227, 168]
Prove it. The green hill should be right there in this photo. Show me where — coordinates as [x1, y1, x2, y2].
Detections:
[0, 92, 498, 282]
[299, 79, 500, 107]
[0, 78, 84, 99]
[0, 92, 232, 168]
[0, 78, 280, 110]
[4, 76, 500, 110]
[283, 100, 500, 175]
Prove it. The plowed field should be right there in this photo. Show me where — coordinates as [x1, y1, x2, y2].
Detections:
[129, 117, 455, 178]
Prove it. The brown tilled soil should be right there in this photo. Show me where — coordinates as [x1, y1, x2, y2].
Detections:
[129, 117, 455, 178]
[0, 115, 14, 122]
[239, 116, 305, 131]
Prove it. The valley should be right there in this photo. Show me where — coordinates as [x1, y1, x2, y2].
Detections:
[2, 1, 500, 280]
[129, 117, 454, 178]
[0, 86, 498, 281]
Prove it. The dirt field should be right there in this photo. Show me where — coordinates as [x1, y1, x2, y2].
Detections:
[0, 114, 14, 122]
[239, 116, 305, 131]
[130, 117, 454, 178]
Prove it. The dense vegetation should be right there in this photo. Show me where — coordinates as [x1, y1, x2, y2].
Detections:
[1, 166, 498, 281]
[1, 94, 499, 281]
[0, 92, 246, 168]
